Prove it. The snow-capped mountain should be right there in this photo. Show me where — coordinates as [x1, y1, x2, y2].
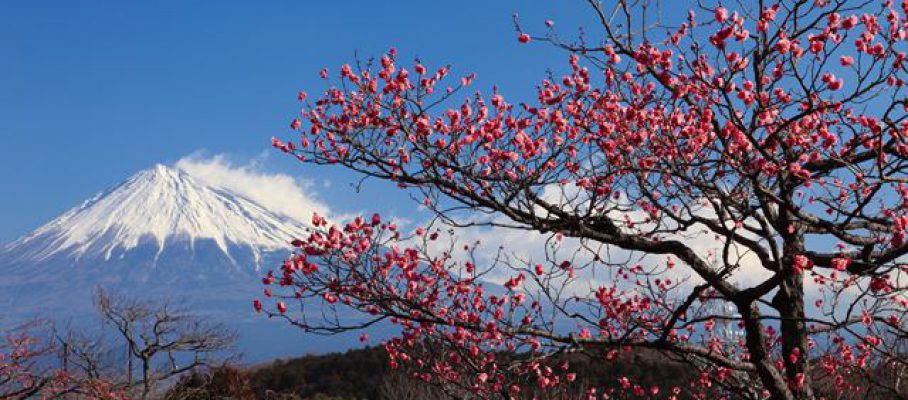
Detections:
[2, 164, 308, 269]
[0, 163, 388, 360]
[0, 164, 312, 340]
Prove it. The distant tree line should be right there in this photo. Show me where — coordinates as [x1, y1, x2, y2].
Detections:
[164, 345, 705, 399]
[166, 344, 908, 400]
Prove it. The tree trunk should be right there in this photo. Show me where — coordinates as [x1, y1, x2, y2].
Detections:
[142, 358, 151, 400]
[771, 229, 814, 400]
[740, 303, 796, 400]
[773, 269, 813, 399]
[126, 344, 133, 386]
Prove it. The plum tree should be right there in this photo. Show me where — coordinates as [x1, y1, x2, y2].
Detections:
[263, 1, 908, 399]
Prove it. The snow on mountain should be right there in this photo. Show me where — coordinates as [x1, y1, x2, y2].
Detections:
[0, 163, 365, 360]
[0, 163, 313, 320]
[1, 164, 310, 268]
[0, 163, 388, 360]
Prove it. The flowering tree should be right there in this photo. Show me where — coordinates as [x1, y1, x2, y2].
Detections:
[263, 0, 908, 398]
[0, 321, 128, 400]
[0, 321, 66, 399]
[2, 291, 234, 400]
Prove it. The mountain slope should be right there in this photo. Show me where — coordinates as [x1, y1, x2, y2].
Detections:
[0, 163, 400, 361]
[0, 164, 316, 333]
[1, 164, 309, 269]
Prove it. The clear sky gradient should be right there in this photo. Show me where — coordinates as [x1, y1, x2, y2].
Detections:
[0, 1, 621, 242]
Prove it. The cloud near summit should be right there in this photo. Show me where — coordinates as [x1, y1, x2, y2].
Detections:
[175, 153, 331, 223]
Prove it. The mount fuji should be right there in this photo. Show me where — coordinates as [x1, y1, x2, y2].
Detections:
[2, 164, 308, 269]
[0, 164, 352, 360]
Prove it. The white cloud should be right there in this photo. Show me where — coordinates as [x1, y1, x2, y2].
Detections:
[175, 153, 331, 222]
[417, 190, 776, 296]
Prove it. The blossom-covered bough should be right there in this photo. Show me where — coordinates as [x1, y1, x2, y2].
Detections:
[0, 321, 64, 399]
[262, 0, 908, 398]
[0, 321, 128, 400]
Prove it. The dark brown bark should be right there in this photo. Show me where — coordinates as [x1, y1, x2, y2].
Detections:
[740, 303, 796, 400]
[773, 234, 814, 400]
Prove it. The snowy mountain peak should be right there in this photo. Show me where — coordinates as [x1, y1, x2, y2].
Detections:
[1, 164, 310, 267]
[148, 163, 180, 178]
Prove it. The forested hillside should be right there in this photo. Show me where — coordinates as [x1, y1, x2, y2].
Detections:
[167, 346, 698, 399]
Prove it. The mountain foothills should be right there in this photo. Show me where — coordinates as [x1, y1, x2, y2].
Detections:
[0, 164, 325, 358]
[165, 346, 698, 400]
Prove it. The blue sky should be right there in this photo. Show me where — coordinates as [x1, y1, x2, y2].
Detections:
[0, 1, 610, 243]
